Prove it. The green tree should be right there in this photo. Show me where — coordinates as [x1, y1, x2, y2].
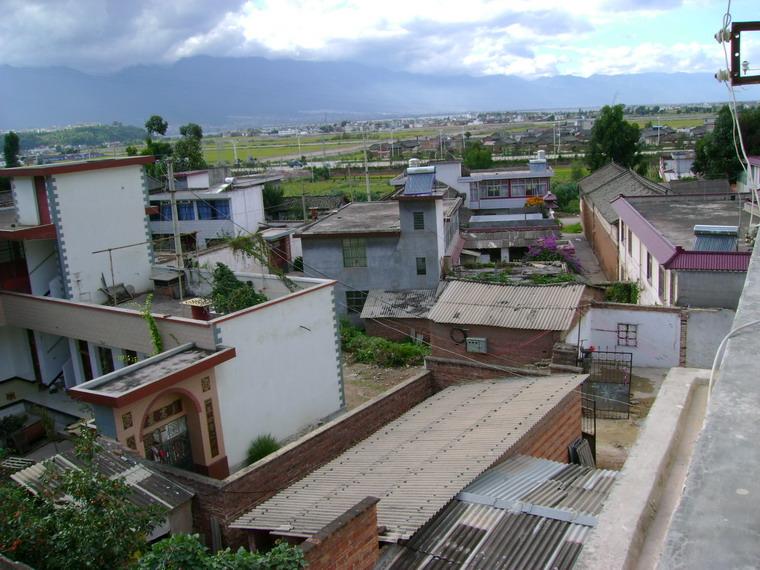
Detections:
[0, 430, 164, 569]
[175, 123, 206, 171]
[585, 104, 641, 171]
[3, 131, 21, 167]
[263, 182, 284, 210]
[211, 263, 267, 314]
[693, 105, 760, 182]
[179, 122, 203, 140]
[125, 145, 138, 156]
[145, 115, 168, 136]
[463, 141, 493, 170]
[136, 533, 306, 569]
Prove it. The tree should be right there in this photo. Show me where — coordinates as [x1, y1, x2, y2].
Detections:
[3, 131, 20, 167]
[263, 182, 284, 210]
[463, 141, 493, 170]
[145, 115, 168, 136]
[175, 122, 206, 171]
[0, 429, 164, 569]
[585, 104, 641, 171]
[693, 105, 760, 182]
[211, 263, 267, 314]
[135, 533, 306, 569]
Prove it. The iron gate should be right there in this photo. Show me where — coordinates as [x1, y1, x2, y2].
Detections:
[582, 350, 633, 419]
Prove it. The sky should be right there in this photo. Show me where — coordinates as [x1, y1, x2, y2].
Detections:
[0, 0, 757, 78]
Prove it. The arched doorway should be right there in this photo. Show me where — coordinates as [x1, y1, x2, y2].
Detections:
[140, 391, 203, 471]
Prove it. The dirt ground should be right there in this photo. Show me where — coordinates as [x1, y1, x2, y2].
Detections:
[342, 359, 425, 409]
[595, 368, 668, 469]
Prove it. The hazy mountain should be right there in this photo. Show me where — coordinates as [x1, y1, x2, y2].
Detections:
[0, 56, 742, 130]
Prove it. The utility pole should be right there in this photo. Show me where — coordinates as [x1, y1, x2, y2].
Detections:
[363, 126, 371, 202]
[167, 160, 185, 300]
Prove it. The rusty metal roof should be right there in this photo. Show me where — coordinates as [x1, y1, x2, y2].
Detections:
[361, 289, 438, 319]
[231, 375, 586, 542]
[427, 280, 585, 331]
[382, 455, 618, 569]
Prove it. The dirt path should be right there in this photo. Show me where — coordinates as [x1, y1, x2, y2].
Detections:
[343, 360, 425, 409]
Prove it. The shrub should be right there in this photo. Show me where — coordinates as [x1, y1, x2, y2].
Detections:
[293, 256, 304, 272]
[561, 222, 583, 234]
[605, 282, 639, 304]
[246, 434, 280, 465]
[340, 321, 430, 367]
[525, 236, 582, 273]
[211, 263, 268, 314]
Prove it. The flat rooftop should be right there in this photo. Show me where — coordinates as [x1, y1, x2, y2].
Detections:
[231, 374, 586, 542]
[626, 194, 751, 251]
[299, 201, 400, 237]
[0, 155, 154, 177]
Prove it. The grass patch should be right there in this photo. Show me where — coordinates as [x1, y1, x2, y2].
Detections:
[561, 222, 583, 233]
[341, 321, 429, 367]
[280, 176, 393, 201]
[246, 434, 280, 465]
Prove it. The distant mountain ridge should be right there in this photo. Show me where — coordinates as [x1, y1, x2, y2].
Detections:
[0, 55, 746, 130]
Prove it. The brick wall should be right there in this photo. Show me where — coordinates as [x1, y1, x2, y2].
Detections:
[299, 497, 380, 570]
[512, 389, 582, 463]
[581, 197, 618, 281]
[364, 317, 430, 343]
[426, 356, 549, 391]
[156, 371, 434, 548]
[430, 321, 560, 367]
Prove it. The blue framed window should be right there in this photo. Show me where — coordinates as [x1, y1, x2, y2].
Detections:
[198, 199, 231, 220]
[177, 201, 195, 220]
[160, 201, 172, 221]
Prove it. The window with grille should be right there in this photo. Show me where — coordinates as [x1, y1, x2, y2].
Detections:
[342, 238, 367, 267]
[646, 252, 653, 283]
[617, 323, 638, 347]
[627, 228, 633, 256]
[345, 291, 368, 313]
[658, 266, 665, 301]
[413, 211, 425, 230]
[416, 257, 427, 275]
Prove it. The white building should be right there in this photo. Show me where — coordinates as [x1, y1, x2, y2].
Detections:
[0, 158, 344, 477]
[148, 168, 282, 250]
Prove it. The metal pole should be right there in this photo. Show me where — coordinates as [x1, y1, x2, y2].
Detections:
[167, 161, 185, 300]
[108, 249, 115, 289]
[363, 126, 371, 202]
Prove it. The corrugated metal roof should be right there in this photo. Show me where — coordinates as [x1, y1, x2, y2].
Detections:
[427, 281, 585, 331]
[381, 455, 618, 569]
[231, 375, 586, 542]
[361, 289, 438, 319]
[11, 442, 194, 511]
[665, 251, 752, 272]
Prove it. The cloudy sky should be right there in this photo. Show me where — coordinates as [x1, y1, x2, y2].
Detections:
[0, 0, 757, 77]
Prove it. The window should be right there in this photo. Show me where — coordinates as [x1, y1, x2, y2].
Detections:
[342, 238, 367, 267]
[617, 323, 638, 347]
[159, 201, 172, 221]
[479, 180, 507, 198]
[413, 211, 425, 230]
[510, 179, 526, 197]
[345, 290, 368, 313]
[646, 252, 653, 283]
[177, 200, 195, 220]
[149, 201, 161, 221]
[627, 228, 633, 256]
[197, 199, 230, 220]
[416, 257, 427, 275]
[525, 178, 545, 196]
[658, 266, 665, 301]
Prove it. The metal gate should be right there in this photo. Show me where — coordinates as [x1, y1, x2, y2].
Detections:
[582, 350, 633, 419]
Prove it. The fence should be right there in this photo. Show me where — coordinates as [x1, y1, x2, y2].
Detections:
[582, 350, 633, 419]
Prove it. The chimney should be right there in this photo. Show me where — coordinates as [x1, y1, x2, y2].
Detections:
[529, 150, 547, 174]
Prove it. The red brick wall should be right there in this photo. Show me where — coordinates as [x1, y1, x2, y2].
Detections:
[430, 322, 559, 367]
[426, 356, 548, 390]
[581, 197, 618, 281]
[512, 389, 582, 463]
[156, 371, 434, 549]
[299, 497, 380, 570]
[364, 317, 430, 343]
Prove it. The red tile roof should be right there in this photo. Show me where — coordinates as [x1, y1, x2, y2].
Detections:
[664, 250, 752, 272]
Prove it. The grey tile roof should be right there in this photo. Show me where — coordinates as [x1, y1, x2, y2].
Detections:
[427, 280, 585, 331]
[12, 440, 194, 510]
[361, 289, 438, 319]
[383, 455, 618, 570]
[230, 375, 586, 542]
[580, 164, 666, 225]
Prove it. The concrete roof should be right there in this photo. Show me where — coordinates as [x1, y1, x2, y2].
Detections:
[298, 201, 401, 237]
[0, 156, 154, 177]
[384, 455, 618, 569]
[231, 375, 586, 542]
[624, 194, 751, 251]
[427, 280, 585, 331]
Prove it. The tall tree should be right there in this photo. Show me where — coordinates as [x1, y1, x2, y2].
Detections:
[174, 122, 206, 171]
[144, 115, 168, 136]
[585, 104, 641, 171]
[463, 141, 493, 170]
[3, 131, 21, 167]
[693, 105, 760, 182]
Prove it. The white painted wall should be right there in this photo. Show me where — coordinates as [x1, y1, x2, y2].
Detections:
[24, 239, 61, 297]
[13, 177, 38, 225]
[685, 308, 735, 368]
[0, 325, 35, 380]
[213, 283, 342, 470]
[193, 246, 268, 275]
[186, 172, 210, 189]
[229, 186, 265, 234]
[33, 331, 70, 385]
[566, 306, 681, 368]
[433, 162, 468, 194]
[53, 166, 152, 303]
[618, 222, 671, 306]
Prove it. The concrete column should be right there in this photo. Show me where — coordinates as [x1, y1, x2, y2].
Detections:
[87, 342, 102, 378]
[67, 338, 85, 385]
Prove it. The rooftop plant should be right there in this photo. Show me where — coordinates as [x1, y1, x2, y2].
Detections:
[210, 262, 268, 314]
[525, 236, 582, 273]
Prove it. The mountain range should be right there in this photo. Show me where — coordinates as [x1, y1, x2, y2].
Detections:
[0, 56, 748, 131]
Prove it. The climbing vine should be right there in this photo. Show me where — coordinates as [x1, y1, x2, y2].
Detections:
[141, 294, 164, 354]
